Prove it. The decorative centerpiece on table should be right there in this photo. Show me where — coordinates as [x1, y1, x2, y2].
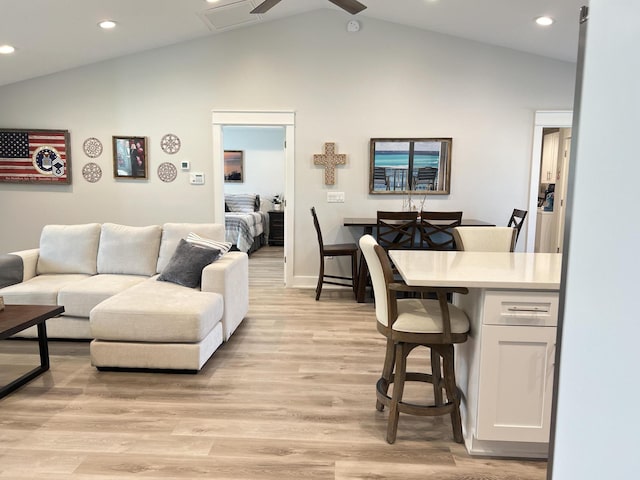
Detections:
[402, 188, 427, 216]
[272, 194, 284, 211]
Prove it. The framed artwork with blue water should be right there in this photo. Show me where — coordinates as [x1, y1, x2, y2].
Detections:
[369, 138, 452, 195]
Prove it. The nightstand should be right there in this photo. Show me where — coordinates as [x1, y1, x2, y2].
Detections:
[268, 210, 284, 246]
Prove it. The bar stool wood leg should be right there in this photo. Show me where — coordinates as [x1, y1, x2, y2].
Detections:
[387, 342, 408, 444]
[376, 338, 395, 412]
[440, 344, 463, 443]
[431, 349, 443, 406]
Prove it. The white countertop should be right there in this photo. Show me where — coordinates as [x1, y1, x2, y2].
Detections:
[389, 250, 562, 290]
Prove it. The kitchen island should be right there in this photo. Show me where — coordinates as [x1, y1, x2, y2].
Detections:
[389, 250, 562, 458]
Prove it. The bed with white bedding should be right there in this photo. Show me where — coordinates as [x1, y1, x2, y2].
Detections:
[224, 194, 268, 254]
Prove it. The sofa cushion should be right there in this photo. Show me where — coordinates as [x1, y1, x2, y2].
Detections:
[97, 223, 162, 276]
[37, 223, 101, 275]
[58, 274, 149, 317]
[0, 274, 91, 306]
[157, 223, 225, 273]
[90, 278, 223, 343]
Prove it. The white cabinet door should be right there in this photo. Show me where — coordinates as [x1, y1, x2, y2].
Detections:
[476, 325, 556, 443]
[540, 132, 559, 183]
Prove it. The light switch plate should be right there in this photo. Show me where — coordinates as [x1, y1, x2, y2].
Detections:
[327, 191, 345, 203]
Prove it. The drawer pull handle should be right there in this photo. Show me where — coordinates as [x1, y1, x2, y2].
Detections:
[507, 307, 549, 313]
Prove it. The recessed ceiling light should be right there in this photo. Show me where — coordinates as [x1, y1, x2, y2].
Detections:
[0, 44, 15, 54]
[205, 0, 220, 3]
[535, 16, 555, 27]
[98, 20, 117, 29]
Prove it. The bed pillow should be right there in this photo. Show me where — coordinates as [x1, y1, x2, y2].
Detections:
[157, 239, 220, 288]
[225, 193, 258, 213]
[186, 232, 232, 255]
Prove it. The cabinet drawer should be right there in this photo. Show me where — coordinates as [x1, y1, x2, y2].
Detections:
[483, 291, 558, 327]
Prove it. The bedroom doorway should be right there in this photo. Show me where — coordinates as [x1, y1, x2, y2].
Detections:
[212, 110, 295, 286]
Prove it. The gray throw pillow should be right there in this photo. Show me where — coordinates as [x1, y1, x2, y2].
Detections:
[157, 239, 220, 288]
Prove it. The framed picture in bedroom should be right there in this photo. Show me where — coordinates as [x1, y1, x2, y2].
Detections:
[0, 128, 71, 184]
[112, 136, 147, 179]
[224, 150, 243, 183]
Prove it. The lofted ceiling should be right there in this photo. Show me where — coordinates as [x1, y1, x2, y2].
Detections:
[0, 0, 587, 87]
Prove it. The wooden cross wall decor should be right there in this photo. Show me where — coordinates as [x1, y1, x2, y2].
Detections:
[313, 142, 346, 185]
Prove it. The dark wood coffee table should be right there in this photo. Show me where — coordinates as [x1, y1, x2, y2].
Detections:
[0, 304, 64, 399]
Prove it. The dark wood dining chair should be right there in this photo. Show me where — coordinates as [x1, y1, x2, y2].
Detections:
[376, 211, 419, 252]
[311, 207, 359, 301]
[508, 208, 528, 244]
[419, 211, 463, 250]
[359, 234, 470, 444]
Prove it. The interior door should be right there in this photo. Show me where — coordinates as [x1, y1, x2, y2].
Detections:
[554, 135, 572, 253]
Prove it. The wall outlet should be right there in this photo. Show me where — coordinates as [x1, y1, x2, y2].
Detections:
[189, 172, 205, 185]
[327, 191, 345, 203]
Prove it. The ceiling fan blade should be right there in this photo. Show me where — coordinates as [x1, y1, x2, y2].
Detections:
[250, 0, 283, 14]
[328, 0, 367, 15]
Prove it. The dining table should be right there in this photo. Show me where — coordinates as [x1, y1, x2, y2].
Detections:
[343, 217, 496, 303]
[388, 248, 562, 458]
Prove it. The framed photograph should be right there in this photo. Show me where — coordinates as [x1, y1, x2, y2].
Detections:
[369, 138, 452, 195]
[112, 136, 147, 179]
[0, 128, 71, 184]
[224, 150, 243, 183]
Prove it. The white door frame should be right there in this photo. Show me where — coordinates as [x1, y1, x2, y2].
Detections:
[526, 111, 573, 252]
[212, 110, 295, 286]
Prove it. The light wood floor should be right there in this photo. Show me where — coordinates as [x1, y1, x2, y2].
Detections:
[0, 246, 547, 479]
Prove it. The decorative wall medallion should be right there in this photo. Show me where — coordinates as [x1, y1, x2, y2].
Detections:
[160, 133, 181, 154]
[83, 137, 103, 158]
[82, 162, 102, 183]
[158, 162, 177, 182]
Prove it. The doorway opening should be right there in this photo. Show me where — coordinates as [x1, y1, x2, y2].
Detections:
[212, 110, 295, 286]
[526, 111, 572, 253]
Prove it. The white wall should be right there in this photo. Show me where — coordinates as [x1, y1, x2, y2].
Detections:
[550, 1, 640, 477]
[0, 10, 576, 282]
[222, 125, 285, 211]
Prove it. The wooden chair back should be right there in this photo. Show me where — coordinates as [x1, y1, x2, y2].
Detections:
[310, 206, 325, 254]
[419, 211, 463, 250]
[376, 211, 419, 251]
[507, 208, 528, 243]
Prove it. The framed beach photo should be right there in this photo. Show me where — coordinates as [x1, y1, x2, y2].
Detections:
[112, 136, 147, 179]
[369, 138, 452, 195]
[224, 150, 243, 183]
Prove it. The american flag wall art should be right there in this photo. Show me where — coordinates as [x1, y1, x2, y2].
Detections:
[0, 129, 71, 184]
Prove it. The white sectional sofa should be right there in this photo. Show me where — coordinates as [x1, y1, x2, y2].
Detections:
[0, 222, 249, 372]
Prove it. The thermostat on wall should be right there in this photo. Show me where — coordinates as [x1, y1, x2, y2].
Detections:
[189, 172, 205, 185]
[180, 160, 190, 170]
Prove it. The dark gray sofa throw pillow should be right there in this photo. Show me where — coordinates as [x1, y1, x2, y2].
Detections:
[157, 239, 220, 288]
